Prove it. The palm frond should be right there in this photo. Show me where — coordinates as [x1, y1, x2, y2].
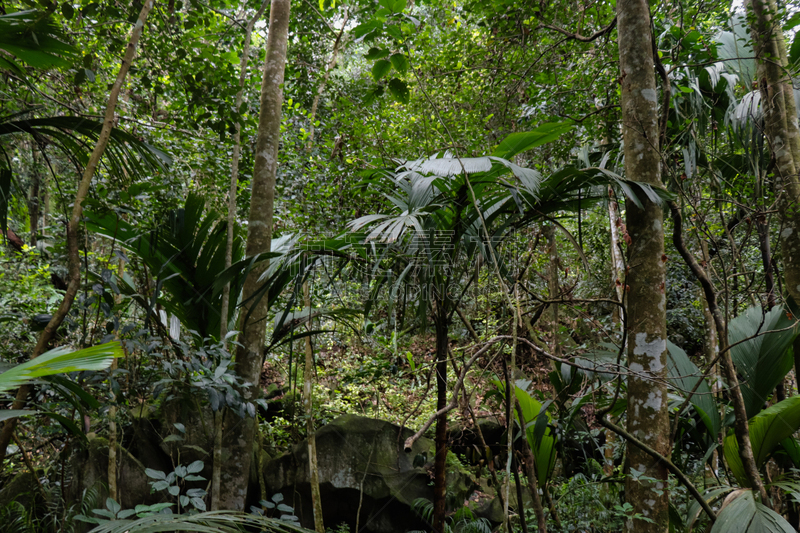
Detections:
[87, 510, 314, 533]
[0, 342, 121, 394]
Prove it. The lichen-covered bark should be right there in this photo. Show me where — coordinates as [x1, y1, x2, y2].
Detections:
[218, 0, 291, 510]
[616, 2, 669, 530]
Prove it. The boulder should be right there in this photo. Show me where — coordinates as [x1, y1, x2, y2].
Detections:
[68, 435, 166, 511]
[262, 414, 473, 533]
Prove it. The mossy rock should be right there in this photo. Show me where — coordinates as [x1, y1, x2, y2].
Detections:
[0, 471, 40, 510]
[262, 414, 473, 533]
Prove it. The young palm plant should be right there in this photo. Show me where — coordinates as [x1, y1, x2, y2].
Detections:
[349, 121, 666, 531]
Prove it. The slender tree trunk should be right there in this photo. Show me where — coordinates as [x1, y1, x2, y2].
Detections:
[218, 0, 291, 510]
[669, 203, 768, 501]
[28, 143, 40, 247]
[697, 239, 720, 479]
[213, 0, 268, 511]
[303, 279, 324, 532]
[305, 9, 348, 152]
[616, 2, 669, 530]
[432, 306, 449, 533]
[0, 0, 154, 466]
[604, 188, 624, 477]
[543, 224, 561, 358]
[107, 251, 126, 504]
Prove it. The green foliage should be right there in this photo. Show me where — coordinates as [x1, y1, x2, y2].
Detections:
[410, 497, 490, 533]
[710, 489, 795, 533]
[0, 341, 121, 395]
[251, 492, 298, 523]
[666, 341, 720, 435]
[724, 396, 800, 488]
[728, 306, 797, 419]
[145, 460, 208, 513]
[75, 498, 174, 525]
[82, 510, 312, 533]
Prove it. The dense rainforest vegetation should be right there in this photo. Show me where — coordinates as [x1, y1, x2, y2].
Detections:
[3, 0, 800, 531]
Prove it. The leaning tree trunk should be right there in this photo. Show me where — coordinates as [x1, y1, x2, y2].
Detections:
[212, 0, 269, 511]
[0, 0, 154, 465]
[218, 0, 291, 511]
[616, 2, 669, 531]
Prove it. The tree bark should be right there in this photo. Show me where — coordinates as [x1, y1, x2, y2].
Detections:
[218, 0, 291, 510]
[303, 280, 324, 533]
[432, 308, 449, 533]
[747, 0, 800, 308]
[616, 2, 670, 530]
[28, 142, 40, 248]
[213, 0, 268, 511]
[543, 224, 561, 358]
[0, 0, 154, 466]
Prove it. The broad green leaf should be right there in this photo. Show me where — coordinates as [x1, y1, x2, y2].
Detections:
[390, 53, 409, 73]
[0, 342, 121, 394]
[724, 396, 800, 487]
[729, 306, 797, 419]
[0, 409, 40, 422]
[710, 489, 794, 533]
[667, 341, 720, 435]
[372, 59, 392, 81]
[492, 121, 574, 160]
[493, 380, 557, 486]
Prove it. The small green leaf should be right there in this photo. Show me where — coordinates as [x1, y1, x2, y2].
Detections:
[145, 468, 166, 480]
[372, 59, 392, 81]
[186, 459, 204, 473]
[168, 485, 180, 497]
[106, 498, 121, 516]
[365, 47, 389, 60]
[389, 53, 409, 73]
[152, 480, 169, 491]
[387, 78, 410, 104]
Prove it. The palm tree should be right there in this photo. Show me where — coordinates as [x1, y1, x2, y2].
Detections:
[349, 121, 666, 531]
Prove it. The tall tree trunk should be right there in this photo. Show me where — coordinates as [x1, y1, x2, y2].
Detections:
[0, 0, 153, 466]
[747, 0, 800, 308]
[213, 0, 268, 511]
[217, 0, 291, 510]
[616, 2, 669, 530]
[432, 305, 449, 533]
[543, 224, 561, 358]
[303, 280, 325, 532]
[748, 0, 800, 407]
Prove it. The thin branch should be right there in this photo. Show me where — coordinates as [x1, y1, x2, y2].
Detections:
[597, 417, 716, 523]
[538, 16, 617, 43]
